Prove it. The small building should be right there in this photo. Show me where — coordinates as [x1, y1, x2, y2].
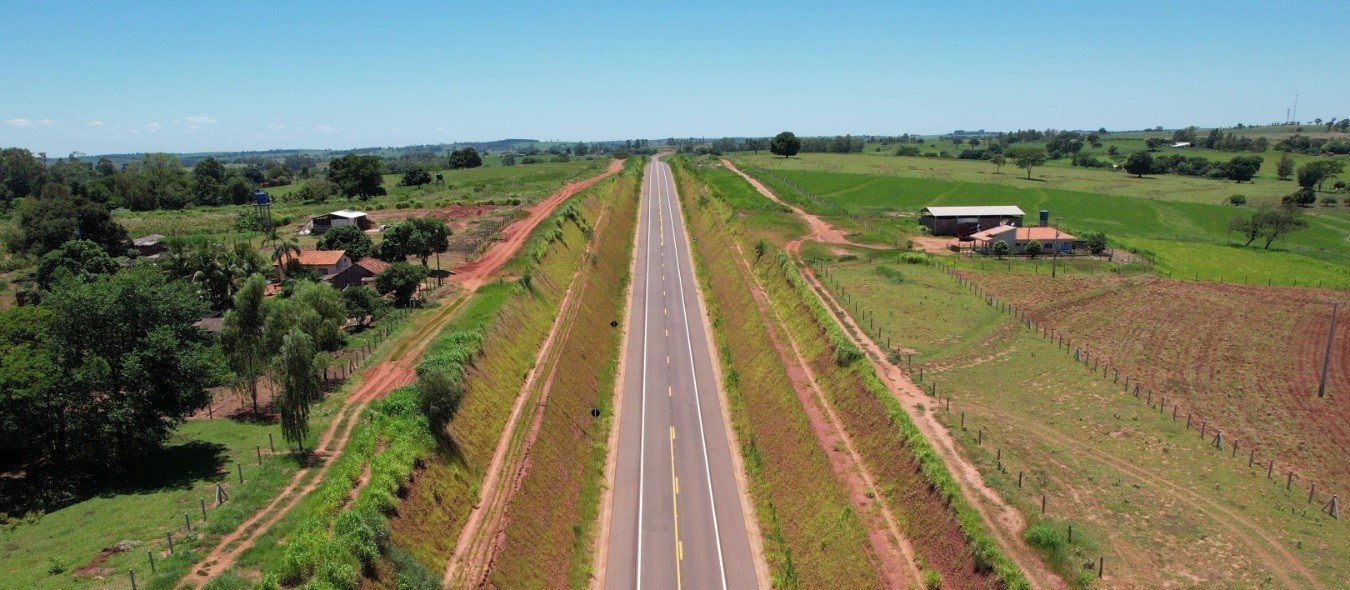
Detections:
[308, 210, 373, 235]
[133, 234, 166, 257]
[328, 257, 391, 289]
[919, 206, 1026, 237]
[970, 225, 1077, 254]
[274, 249, 353, 280]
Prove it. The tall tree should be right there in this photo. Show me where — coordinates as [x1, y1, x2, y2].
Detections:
[6, 192, 129, 256]
[271, 237, 302, 282]
[770, 131, 802, 158]
[990, 154, 1006, 173]
[290, 281, 347, 351]
[1259, 207, 1307, 249]
[327, 154, 387, 199]
[316, 225, 375, 260]
[342, 285, 383, 326]
[400, 166, 432, 187]
[1276, 153, 1295, 180]
[1226, 156, 1263, 183]
[375, 262, 430, 307]
[219, 274, 270, 414]
[274, 327, 321, 450]
[0, 147, 49, 205]
[1124, 151, 1154, 178]
[44, 266, 221, 465]
[35, 239, 120, 290]
[378, 217, 451, 265]
[1297, 160, 1344, 190]
[447, 147, 483, 169]
[1010, 147, 1048, 179]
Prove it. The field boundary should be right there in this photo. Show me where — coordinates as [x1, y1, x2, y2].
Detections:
[926, 263, 1344, 522]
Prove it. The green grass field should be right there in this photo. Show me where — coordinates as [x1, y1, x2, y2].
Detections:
[732, 156, 1349, 287]
[2, 417, 300, 590]
[111, 159, 604, 243]
[735, 150, 1348, 205]
[811, 254, 1347, 588]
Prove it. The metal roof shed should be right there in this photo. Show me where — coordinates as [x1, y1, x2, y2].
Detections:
[919, 206, 1026, 236]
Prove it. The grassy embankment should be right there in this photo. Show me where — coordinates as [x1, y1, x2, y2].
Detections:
[0, 308, 417, 590]
[811, 251, 1348, 588]
[377, 160, 640, 588]
[671, 157, 883, 589]
[679, 158, 1028, 589]
[735, 157, 1349, 288]
[485, 163, 640, 588]
[183, 162, 630, 589]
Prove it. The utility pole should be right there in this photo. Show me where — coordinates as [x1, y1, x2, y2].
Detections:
[1051, 218, 1060, 278]
[1319, 302, 1339, 398]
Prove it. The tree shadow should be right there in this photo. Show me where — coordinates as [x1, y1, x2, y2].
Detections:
[2, 440, 229, 515]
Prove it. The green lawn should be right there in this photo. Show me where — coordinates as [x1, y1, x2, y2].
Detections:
[0, 419, 300, 590]
[735, 151, 1348, 205]
[110, 158, 604, 244]
[732, 160, 1350, 286]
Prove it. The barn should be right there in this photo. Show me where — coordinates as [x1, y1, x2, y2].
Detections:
[308, 210, 374, 235]
[919, 206, 1026, 237]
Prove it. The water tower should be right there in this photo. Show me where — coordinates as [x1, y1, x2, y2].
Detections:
[254, 190, 272, 234]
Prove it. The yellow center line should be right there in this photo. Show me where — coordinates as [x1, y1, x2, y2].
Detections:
[670, 426, 682, 587]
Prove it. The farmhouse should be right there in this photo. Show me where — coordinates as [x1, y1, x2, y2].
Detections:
[307, 209, 374, 235]
[919, 205, 1025, 237]
[328, 257, 391, 289]
[133, 234, 166, 257]
[274, 249, 353, 280]
[970, 225, 1076, 254]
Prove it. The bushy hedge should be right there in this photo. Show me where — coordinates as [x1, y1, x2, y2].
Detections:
[775, 252, 861, 366]
[414, 331, 482, 431]
[859, 370, 1031, 589]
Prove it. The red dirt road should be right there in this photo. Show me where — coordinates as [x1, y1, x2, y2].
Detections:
[453, 159, 624, 291]
[181, 161, 623, 590]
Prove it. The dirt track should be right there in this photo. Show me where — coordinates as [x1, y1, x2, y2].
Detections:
[725, 238, 921, 588]
[181, 161, 623, 589]
[721, 158, 1068, 590]
[443, 176, 618, 588]
[454, 159, 624, 292]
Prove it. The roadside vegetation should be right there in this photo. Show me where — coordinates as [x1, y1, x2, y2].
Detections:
[485, 163, 640, 588]
[673, 158, 884, 588]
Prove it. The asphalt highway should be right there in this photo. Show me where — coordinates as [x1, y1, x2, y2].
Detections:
[603, 156, 759, 590]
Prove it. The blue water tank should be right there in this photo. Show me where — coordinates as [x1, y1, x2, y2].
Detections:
[1039, 210, 1050, 227]
[254, 190, 269, 205]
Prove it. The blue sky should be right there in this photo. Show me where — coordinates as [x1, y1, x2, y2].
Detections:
[3, 0, 1347, 155]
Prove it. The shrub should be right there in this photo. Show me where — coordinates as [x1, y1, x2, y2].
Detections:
[897, 252, 928, 264]
[922, 569, 943, 590]
[775, 253, 860, 366]
[1024, 521, 1065, 550]
[874, 264, 905, 284]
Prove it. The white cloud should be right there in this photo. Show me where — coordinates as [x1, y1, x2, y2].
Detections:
[437, 127, 446, 133]
[86, 120, 104, 127]
[5, 118, 54, 127]
[315, 124, 337, 134]
[269, 122, 287, 131]
[183, 115, 217, 124]
[146, 122, 161, 134]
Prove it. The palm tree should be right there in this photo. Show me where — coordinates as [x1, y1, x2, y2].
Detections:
[271, 237, 301, 283]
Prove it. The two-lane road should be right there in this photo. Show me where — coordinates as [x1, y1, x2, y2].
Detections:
[604, 156, 760, 589]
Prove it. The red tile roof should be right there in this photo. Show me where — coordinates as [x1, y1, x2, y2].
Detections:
[275, 250, 347, 267]
[970, 225, 1075, 241]
[355, 257, 390, 275]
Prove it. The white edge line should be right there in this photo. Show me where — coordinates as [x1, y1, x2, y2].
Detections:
[635, 158, 653, 590]
[661, 158, 730, 590]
